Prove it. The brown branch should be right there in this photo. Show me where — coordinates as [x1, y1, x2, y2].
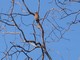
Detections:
[22, 0, 34, 16]
[61, 10, 80, 19]
[11, 15, 27, 42]
[38, 21, 52, 60]
[38, 0, 40, 13]
[32, 24, 37, 42]
[10, 0, 15, 15]
[0, 20, 15, 26]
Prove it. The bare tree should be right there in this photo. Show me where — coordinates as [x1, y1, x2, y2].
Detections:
[0, 0, 80, 60]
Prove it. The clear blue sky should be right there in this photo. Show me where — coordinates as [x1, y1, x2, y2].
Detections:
[0, 0, 80, 60]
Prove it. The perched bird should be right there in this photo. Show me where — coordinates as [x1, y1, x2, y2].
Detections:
[34, 12, 39, 23]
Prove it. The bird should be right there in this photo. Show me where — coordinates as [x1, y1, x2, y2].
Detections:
[34, 12, 39, 23]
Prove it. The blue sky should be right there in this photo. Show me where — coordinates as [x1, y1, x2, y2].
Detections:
[0, 0, 80, 60]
